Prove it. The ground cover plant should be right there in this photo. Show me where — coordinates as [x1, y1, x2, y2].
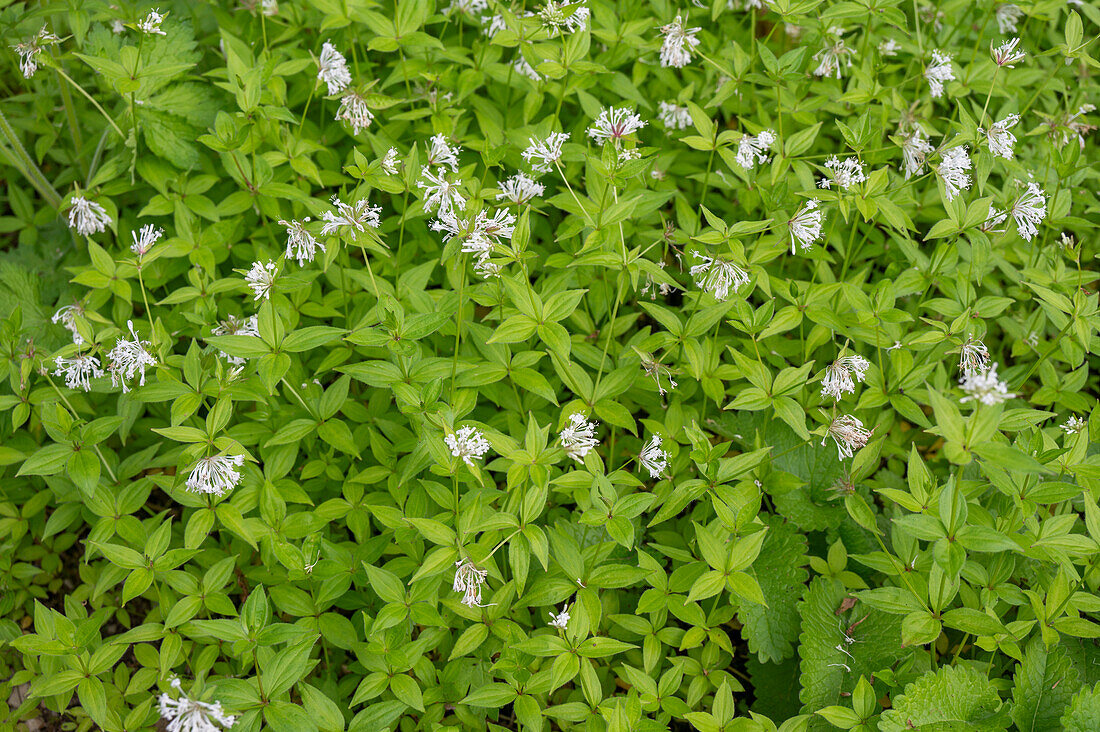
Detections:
[0, 0, 1098, 729]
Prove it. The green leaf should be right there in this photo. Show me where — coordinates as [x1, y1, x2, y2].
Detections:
[878, 665, 1012, 731]
[739, 517, 809, 663]
[1013, 637, 1079, 732]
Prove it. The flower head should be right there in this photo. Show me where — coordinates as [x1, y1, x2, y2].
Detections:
[453, 558, 491, 608]
[186, 454, 246, 496]
[658, 101, 693, 131]
[935, 145, 972, 201]
[158, 678, 237, 732]
[658, 15, 701, 68]
[821, 355, 871, 401]
[212, 315, 260, 366]
[789, 199, 824, 253]
[549, 604, 571, 629]
[1008, 181, 1046, 241]
[279, 218, 324, 265]
[878, 38, 900, 57]
[560, 414, 599, 463]
[958, 337, 991, 376]
[587, 107, 646, 146]
[991, 37, 1026, 67]
[381, 147, 401, 175]
[418, 168, 467, 217]
[317, 41, 351, 96]
[52, 304, 85, 345]
[924, 50, 955, 98]
[131, 224, 164, 258]
[959, 362, 1014, 405]
[446, 426, 491, 467]
[137, 9, 168, 35]
[900, 128, 934, 178]
[690, 254, 749, 301]
[497, 172, 546, 204]
[425, 133, 462, 172]
[995, 4, 1023, 34]
[823, 415, 873, 459]
[823, 156, 866, 190]
[321, 195, 381, 236]
[736, 129, 776, 169]
[1062, 415, 1086, 435]
[245, 261, 278, 301]
[54, 354, 104, 392]
[106, 320, 157, 392]
[538, 1, 589, 35]
[68, 196, 112, 237]
[522, 132, 570, 173]
[12, 25, 59, 78]
[335, 91, 373, 134]
[638, 435, 669, 479]
[813, 27, 855, 78]
[984, 114, 1019, 159]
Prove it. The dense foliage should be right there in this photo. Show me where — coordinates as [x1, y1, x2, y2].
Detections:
[0, 0, 1098, 730]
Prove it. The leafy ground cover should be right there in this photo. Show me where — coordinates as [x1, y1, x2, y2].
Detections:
[0, 0, 1099, 730]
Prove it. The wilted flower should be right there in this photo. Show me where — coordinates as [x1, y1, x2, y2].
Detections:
[639, 351, 677, 396]
[107, 320, 157, 392]
[823, 415, 873, 459]
[12, 25, 59, 78]
[68, 196, 112, 236]
[821, 355, 871, 401]
[335, 91, 373, 134]
[131, 224, 164, 257]
[984, 114, 1019, 159]
[317, 41, 351, 95]
[959, 362, 1014, 405]
[690, 254, 749, 301]
[900, 128, 934, 178]
[497, 172, 545, 204]
[638, 435, 669, 478]
[1008, 181, 1046, 241]
[52, 304, 85, 345]
[1047, 105, 1095, 150]
[522, 132, 570, 173]
[658, 15, 700, 68]
[186, 454, 246, 496]
[446, 426, 491, 467]
[587, 107, 646, 146]
[878, 38, 900, 57]
[54, 354, 104, 392]
[657, 101, 693, 130]
[418, 168, 467, 217]
[1062, 415, 1086, 434]
[321, 195, 381, 236]
[425, 133, 461, 171]
[823, 156, 866, 190]
[995, 4, 1023, 34]
[549, 604, 571, 629]
[980, 205, 1008, 233]
[560, 414, 599, 463]
[991, 37, 1026, 67]
[158, 678, 236, 732]
[935, 145, 972, 201]
[381, 147, 401, 174]
[279, 218, 324, 265]
[924, 50, 955, 98]
[453, 558, 491, 608]
[959, 337, 991, 376]
[813, 27, 855, 79]
[212, 315, 260, 366]
[736, 129, 776, 169]
[789, 199, 824, 253]
[245, 261, 278, 301]
[137, 8, 168, 35]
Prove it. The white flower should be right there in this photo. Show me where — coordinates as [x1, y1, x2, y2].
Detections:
[522, 132, 570, 173]
[878, 38, 900, 56]
[260, 0, 279, 16]
[52, 304, 85, 345]
[320, 195, 381, 236]
[657, 102, 693, 131]
[111, 19, 126, 33]
[539, 1, 590, 35]
[131, 224, 164, 257]
[640, 352, 677, 396]
[924, 49, 955, 98]
[469, 208, 515, 247]
[158, 678, 237, 732]
[690, 254, 749, 301]
[279, 218, 324, 265]
[735, 129, 776, 169]
[68, 196, 112, 237]
[549, 604, 571, 629]
[823, 415, 873, 459]
[991, 37, 1026, 67]
[212, 315, 260, 366]
[900, 128, 934, 178]
[12, 25, 59, 78]
[496, 172, 545, 204]
[560, 414, 599, 463]
[453, 559, 491, 608]
[1008, 181, 1046, 241]
[137, 9, 168, 35]
[820, 355, 871, 401]
[418, 168, 467, 217]
[618, 148, 641, 163]
[483, 14, 507, 37]
[980, 205, 1008, 233]
[245, 260, 278, 301]
[381, 147, 400, 175]
[425, 133, 462, 171]
[658, 15, 700, 68]
[995, 4, 1023, 34]
[1062, 415, 1086, 434]
[638, 435, 669, 479]
[513, 57, 541, 81]
[823, 156, 866, 190]
[587, 107, 647, 146]
[446, 0, 488, 14]
[789, 199, 824, 254]
[446, 426, 491, 467]
[813, 27, 855, 79]
[335, 91, 373, 134]
[959, 362, 1014, 405]
[317, 41, 351, 96]
[1051, 105, 1094, 150]
[54, 354, 104, 392]
[935, 145, 972, 201]
[186, 454, 246, 496]
[959, 337, 991, 376]
[984, 114, 1019, 159]
[107, 320, 157, 392]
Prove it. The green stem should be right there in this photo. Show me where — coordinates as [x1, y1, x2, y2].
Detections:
[450, 258, 467, 404]
[52, 67, 126, 139]
[45, 374, 119, 484]
[0, 108, 62, 209]
[554, 161, 597, 230]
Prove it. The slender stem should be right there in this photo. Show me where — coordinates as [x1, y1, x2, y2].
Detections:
[52, 68, 126, 138]
[137, 265, 156, 347]
[51, 51, 84, 176]
[592, 274, 624, 394]
[280, 377, 317, 418]
[450, 258, 467, 403]
[44, 374, 119, 484]
[299, 81, 317, 131]
[912, 0, 924, 56]
[0, 109, 62, 209]
[554, 161, 597, 230]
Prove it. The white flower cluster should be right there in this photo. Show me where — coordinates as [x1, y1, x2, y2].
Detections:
[690, 255, 750, 301]
[106, 320, 157, 393]
[186, 454, 246, 496]
[445, 426, 491, 467]
[158, 677, 236, 732]
[821, 355, 870, 401]
[559, 413, 599, 463]
[659, 16, 700, 68]
[638, 434, 668, 479]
